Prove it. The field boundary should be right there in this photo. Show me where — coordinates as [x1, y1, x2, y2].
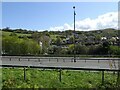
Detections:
[1, 64, 120, 85]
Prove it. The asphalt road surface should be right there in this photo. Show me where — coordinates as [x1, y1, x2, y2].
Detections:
[1, 56, 120, 70]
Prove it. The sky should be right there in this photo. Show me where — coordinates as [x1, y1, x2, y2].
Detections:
[2, 2, 118, 31]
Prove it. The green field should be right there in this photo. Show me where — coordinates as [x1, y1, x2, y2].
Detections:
[1, 68, 119, 89]
[1, 31, 31, 37]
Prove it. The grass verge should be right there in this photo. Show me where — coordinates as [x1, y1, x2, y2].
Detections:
[1, 68, 119, 89]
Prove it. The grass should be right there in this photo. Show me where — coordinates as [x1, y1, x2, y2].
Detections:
[1, 68, 119, 89]
[1, 31, 31, 37]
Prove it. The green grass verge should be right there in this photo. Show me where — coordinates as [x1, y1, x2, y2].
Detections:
[1, 68, 119, 89]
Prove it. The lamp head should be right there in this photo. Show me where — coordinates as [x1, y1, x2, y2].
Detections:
[73, 6, 75, 9]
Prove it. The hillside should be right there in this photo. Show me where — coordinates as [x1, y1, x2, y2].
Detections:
[1, 28, 120, 56]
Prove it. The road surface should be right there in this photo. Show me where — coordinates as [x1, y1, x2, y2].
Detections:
[1, 56, 120, 70]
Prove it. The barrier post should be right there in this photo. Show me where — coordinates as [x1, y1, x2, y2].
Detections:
[63, 59, 65, 62]
[24, 67, 26, 81]
[19, 58, 20, 61]
[98, 60, 99, 63]
[39, 58, 40, 62]
[49, 58, 50, 62]
[102, 71, 104, 85]
[59, 68, 62, 82]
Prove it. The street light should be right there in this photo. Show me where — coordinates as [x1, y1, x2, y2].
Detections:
[73, 6, 76, 62]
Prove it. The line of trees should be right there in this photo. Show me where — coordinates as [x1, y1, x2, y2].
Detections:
[1, 28, 120, 56]
[48, 42, 120, 55]
[2, 35, 120, 56]
[2, 35, 41, 55]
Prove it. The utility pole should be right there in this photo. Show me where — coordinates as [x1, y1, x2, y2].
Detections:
[73, 6, 76, 62]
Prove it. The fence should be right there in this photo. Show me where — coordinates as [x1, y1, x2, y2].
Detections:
[2, 56, 120, 62]
[1, 56, 120, 85]
[2, 56, 120, 69]
[1, 64, 120, 85]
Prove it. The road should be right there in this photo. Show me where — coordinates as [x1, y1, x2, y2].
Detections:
[1, 56, 120, 70]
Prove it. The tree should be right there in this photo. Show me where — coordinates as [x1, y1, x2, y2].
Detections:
[67, 44, 74, 54]
[55, 36, 62, 46]
[75, 44, 88, 54]
[48, 45, 62, 55]
[60, 48, 68, 54]
[27, 39, 41, 55]
[102, 41, 110, 55]
[2, 27, 12, 32]
[109, 46, 120, 55]
[69, 36, 74, 44]
[2, 36, 15, 54]
[31, 32, 40, 43]
[2, 35, 41, 55]
[40, 35, 50, 54]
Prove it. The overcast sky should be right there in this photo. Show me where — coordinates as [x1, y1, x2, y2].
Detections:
[2, 2, 118, 31]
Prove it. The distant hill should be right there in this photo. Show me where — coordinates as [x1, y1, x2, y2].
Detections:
[1, 28, 119, 40]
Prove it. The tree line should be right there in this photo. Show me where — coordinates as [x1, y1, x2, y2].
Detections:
[1, 28, 120, 56]
[2, 35, 41, 55]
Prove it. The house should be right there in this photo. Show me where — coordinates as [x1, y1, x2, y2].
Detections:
[39, 41, 42, 48]
[101, 37, 107, 40]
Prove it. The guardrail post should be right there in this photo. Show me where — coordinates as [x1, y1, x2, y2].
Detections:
[71, 59, 73, 62]
[113, 71, 115, 75]
[117, 71, 120, 84]
[10, 58, 11, 61]
[49, 58, 50, 62]
[24, 67, 26, 81]
[63, 59, 65, 62]
[57, 58, 58, 62]
[98, 60, 99, 63]
[38, 58, 40, 62]
[117, 60, 120, 86]
[19, 58, 20, 61]
[28, 58, 29, 61]
[102, 71, 104, 85]
[59, 68, 62, 82]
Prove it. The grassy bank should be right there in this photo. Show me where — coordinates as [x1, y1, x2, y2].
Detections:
[1, 68, 119, 89]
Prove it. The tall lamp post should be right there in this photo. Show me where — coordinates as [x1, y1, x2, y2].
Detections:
[73, 6, 76, 62]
